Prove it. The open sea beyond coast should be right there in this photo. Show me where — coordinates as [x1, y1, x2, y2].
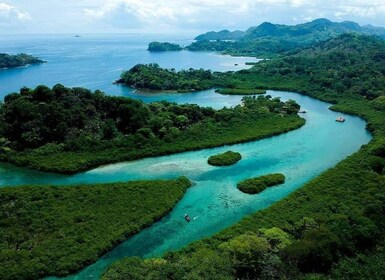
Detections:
[0, 34, 372, 279]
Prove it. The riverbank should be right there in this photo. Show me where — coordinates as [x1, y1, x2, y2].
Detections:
[0, 177, 191, 280]
[102, 34, 385, 279]
[0, 87, 304, 174]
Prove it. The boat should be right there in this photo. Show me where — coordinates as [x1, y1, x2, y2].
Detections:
[299, 110, 307, 113]
[336, 116, 345, 122]
[184, 214, 190, 222]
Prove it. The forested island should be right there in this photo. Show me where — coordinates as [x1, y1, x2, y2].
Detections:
[117, 63, 216, 91]
[237, 173, 285, 194]
[103, 33, 385, 280]
[0, 84, 304, 173]
[147, 42, 183, 51]
[0, 177, 191, 280]
[208, 150, 241, 166]
[0, 53, 44, 69]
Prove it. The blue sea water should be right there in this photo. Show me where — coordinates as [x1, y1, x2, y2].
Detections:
[0, 34, 372, 279]
[0, 34, 257, 99]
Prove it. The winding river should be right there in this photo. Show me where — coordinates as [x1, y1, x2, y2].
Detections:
[0, 90, 371, 279]
[0, 33, 372, 279]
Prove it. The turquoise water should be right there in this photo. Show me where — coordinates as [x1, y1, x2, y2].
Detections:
[0, 35, 372, 279]
[0, 91, 371, 279]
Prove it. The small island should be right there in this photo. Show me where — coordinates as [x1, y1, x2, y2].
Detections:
[208, 150, 242, 166]
[237, 173, 285, 194]
[117, 63, 216, 91]
[215, 88, 266, 95]
[0, 53, 44, 69]
[148, 42, 183, 52]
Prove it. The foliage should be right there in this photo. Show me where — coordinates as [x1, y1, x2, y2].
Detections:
[187, 18, 385, 57]
[0, 86, 304, 173]
[147, 42, 183, 52]
[0, 177, 191, 280]
[207, 150, 241, 166]
[330, 248, 385, 280]
[118, 63, 216, 91]
[237, 173, 285, 194]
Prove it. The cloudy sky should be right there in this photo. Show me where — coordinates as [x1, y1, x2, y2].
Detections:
[2, 0, 385, 34]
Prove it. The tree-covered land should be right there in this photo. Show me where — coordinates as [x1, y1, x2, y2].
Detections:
[0, 85, 304, 173]
[0, 53, 44, 69]
[147, 42, 183, 51]
[103, 33, 385, 280]
[0, 177, 191, 280]
[237, 173, 285, 194]
[186, 18, 385, 57]
[207, 150, 241, 166]
[117, 63, 216, 91]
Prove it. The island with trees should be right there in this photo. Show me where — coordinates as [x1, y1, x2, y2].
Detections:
[0, 85, 304, 174]
[102, 33, 385, 280]
[117, 63, 216, 92]
[208, 150, 241, 166]
[0, 53, 44, 69]
[0, 177, 191, 280]
[147, 41, 183, 51]
[237, 173, 285, 194]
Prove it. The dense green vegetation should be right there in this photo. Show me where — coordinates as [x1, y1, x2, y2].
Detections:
[237, 173, 285, 194]
[215, 88, 266, 95]
[207, 150, 241, 166]
[187, 18, 385, 57]
[195, 29, 244, 41]
[103, 33, 385, 279]
[0, 177, 191, 279]
[0, 85, 304, 173]
[0, 53, 44, 69]
[147, 42, 183, 51]
[117, 63, 216, 91]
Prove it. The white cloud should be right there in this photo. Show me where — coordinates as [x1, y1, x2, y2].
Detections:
[3, 0, 385, 34]
[83, 0, 385, 32]
[0, 2, 31, 21]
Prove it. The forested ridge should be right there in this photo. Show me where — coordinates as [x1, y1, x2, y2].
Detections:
[103, 33, 385, 280]
[0, 84, 303, 173]
[159, 18, 385, 57]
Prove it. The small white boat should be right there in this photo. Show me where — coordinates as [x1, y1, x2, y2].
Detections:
[336, 116, 345, 122]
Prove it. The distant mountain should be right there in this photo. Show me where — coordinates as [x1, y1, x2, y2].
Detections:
[189, 19, 385, 56]
[195, 29, 245, 41]
[195, 19, 385, 42]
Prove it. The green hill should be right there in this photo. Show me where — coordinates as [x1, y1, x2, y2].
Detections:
[188, 18, 385, 56]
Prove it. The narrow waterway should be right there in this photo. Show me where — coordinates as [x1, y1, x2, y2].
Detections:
[0, 90, 370, 279]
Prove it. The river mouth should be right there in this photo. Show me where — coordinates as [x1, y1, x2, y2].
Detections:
[35, 90, 371, 279]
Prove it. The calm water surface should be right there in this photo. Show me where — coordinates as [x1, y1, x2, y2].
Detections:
[0, 35, 372, 279]
[0, 34, 257, 99]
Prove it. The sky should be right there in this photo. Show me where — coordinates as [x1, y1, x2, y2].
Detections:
[1, 0, 385, 34]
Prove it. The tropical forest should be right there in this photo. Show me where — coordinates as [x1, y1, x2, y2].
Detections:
[1, 8, 385, 280]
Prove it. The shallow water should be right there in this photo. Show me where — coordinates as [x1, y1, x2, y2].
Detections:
[0, 91, 370, 279]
